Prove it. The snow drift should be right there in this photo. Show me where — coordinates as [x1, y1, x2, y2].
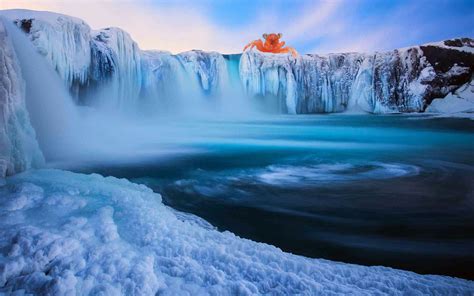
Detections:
[1, 169, 473, 295]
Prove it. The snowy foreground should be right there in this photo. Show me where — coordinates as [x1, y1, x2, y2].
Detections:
[1, 170, 473, 295]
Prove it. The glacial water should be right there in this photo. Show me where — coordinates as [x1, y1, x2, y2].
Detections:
[67, 114, 474, 280]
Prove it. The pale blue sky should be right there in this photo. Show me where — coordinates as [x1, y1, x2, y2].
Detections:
[168, 0, 474, 53]
[3, 0, 473, 53]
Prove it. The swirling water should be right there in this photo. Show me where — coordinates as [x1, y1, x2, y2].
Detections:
[71, 114, 474, 279]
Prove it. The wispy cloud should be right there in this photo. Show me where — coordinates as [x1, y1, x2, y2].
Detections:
[285, 0, 345, 40]
[308, 0, 474, 54]
[0, 0, 358, 53]
[1, 0, 256, 53]
[1, 0, 472, 54]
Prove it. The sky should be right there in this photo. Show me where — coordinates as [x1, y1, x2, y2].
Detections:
[1, 0, 473, 54]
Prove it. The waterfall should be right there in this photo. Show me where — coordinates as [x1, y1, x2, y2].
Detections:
[3, 19, 80, 161]
[0, 18, 44, 176]
[3, 10, 473, 122]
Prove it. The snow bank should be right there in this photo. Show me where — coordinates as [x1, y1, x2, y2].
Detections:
[0, 169, 473, 295]
[0, 19, 43, 177]
[426, 81, 474, 118]
[424, 38, 474, 54]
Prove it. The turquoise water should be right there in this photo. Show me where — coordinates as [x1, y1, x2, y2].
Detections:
[73, 114, 474, 279]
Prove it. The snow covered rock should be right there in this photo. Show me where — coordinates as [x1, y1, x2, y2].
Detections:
[419, 40, 474, 105]
[1, 169, 473, 295]
[0, 19, 43, 177]
[426, 80, 474, 115]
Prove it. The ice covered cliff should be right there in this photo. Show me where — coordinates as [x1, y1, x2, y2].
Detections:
[240, 40, 474, 113]
[2, 9, 472, 115]
[0, 19, 43, 177]
[1, 10, 142, 108]
[1, 169, 473, 295]
[1, 10, 229, 111]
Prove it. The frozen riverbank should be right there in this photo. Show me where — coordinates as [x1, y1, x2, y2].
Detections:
[1, 169, 473, 295]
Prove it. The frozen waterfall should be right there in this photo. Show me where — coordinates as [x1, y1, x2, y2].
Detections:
[3, 17, 81, 162]
[0, 18, 43, 177]
[2, 9, 472, 117]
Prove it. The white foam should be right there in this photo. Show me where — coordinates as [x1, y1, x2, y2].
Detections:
[257, 162, 420, 186]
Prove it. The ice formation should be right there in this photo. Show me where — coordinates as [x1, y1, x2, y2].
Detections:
[1, 169, 473, 295]
[4, 10, 91, 89]
[0, 19, 43, 177]
[139, 50, 192, 111]
[177, 50, 229, 95]
[1, 9, 472, 115]
[240, 44, 472, 114]
[89, 28, 142, 108]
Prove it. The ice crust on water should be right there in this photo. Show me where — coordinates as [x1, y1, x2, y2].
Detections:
[1, 169, 473, 295]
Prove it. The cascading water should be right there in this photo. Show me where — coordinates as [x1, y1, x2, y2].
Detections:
[3, 18, 80, 161]
[220, 54, 256, 116]
[2, 9, 472, 171]
[2, 16, 262, 169]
